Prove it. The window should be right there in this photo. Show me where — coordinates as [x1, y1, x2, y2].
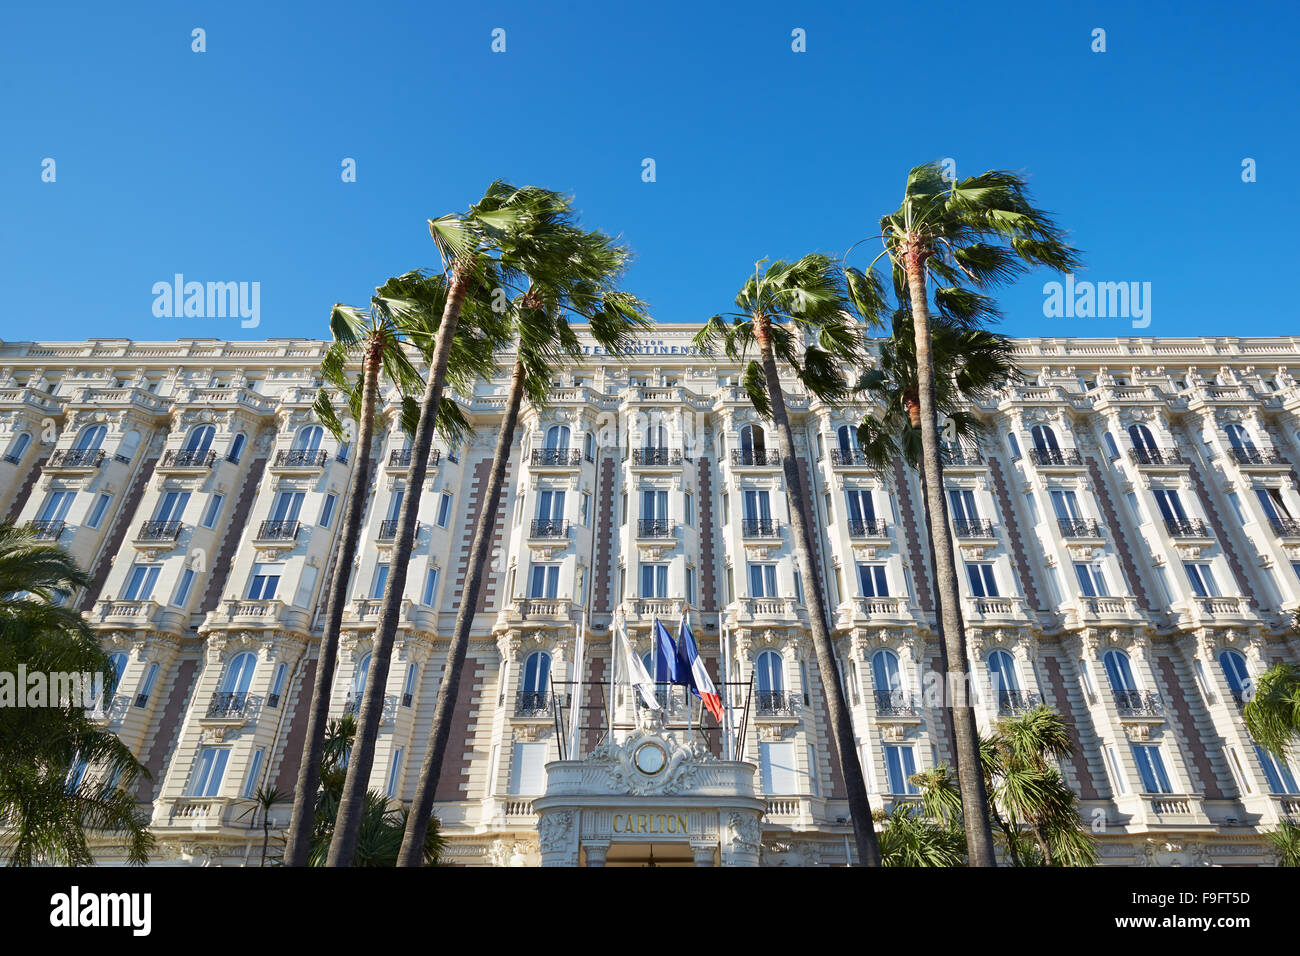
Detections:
[987, 650, 1021, 696]
[1152, 489, 1189, 525]
[244, 749, 266, 798]
[725, 567, 734, 603]
[885, 745, 919, 795]
[269, 663, 288, 707]
[1105, 746, 1128, 795]
[640, 563, 668, 598]
[545, 425, 571, 451]
[1074, 562, 1109, 597]
[422, 566, 440, 606]
[387, 748, 404, 799]
[1031, 425, 1060, 453]
[246, 563, 281, 600]
[845, 489, 876, 525]
[1130, 744, 1174, 794]
[1103, 649, 1138, 694]
[684, 492, 694, 527]
[319, 493, 336, 528]
[402, 663, 418, 706]
[642, 488, 667, 522]
[1183, 562, 1220, 598]
[436, 492, 453, 528]
[122, 564, 161, 601]
[228, 433, 246, 463]
[199, 493, 224, 529]
[1128, 423, 1158, 454]
[742, 489, 771, 521]
[173, 568, 197, 606]
[836, 424, 859, 454]
[1226, 491, 1246, 524]
[584, 433, 595, 462]
[966, 563, 998, 597]
[620, 493, 627, 526]
[759, 741, 798, 794]
[1103, 431, 1120, 459]
[793, 567, 804, 604]
[222, 652, 257, 698]
[739, 424, 767, 459]
[1257, 487, 1294, 523]
[184, 425, 215, 453]
[580, 492, 591, 526]
[1256, 745, 1300, 794]
[73, 424, 107, 451]
[521, 652, 551, 698]
[293, 425, 323, 452]
[872, 650, 902, 693]
[385, 484, 405, 523]
[1225, 423, 1256, 455]
[87, 493, 112, 529]
[136, 663, 160, 707]
[1218, 650, 1251, 703]
[807, 745, 820, 797]
[529, 564, 560, 599]
[1049, 489, 1082, 523]
[5, 432, 31, 462]
[748, 563, 777, 597]
[370, 564, 389, 600]
[856, 564, 888, 597]
[38, 490, 76, 523]
[270, 491, 305, 523]
[1007, 432, 1021, 460]
[509, 742, 548, 795]
[685, 567, 697, 606]
[755, 650, 784, 693]
[948, 488, 979, 523]
[190, 747, 230, 797]
[721, 492, 730, 524]
[153, 490, 191, 524]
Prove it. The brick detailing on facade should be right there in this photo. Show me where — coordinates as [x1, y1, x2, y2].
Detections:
[200, 455, 269, 614]
[80, 456, 158, 612]
[696, 457, 718, 612]
[926, 653, 955, 768]
[1154, 654, 1230, 800]
[591, 456, 617, 613]
[1039, 655, 1099, 800]
[987, 455, 1045, 610]
[1186, 461, 1260, 610]
[433, 657, 487, 802]
[455, 457, 511, 613]
[136, 658, 198, 803]
[273, 659, 318, 793]
[583, 651, 608, 756]
[4, 456, 47, 523]
[891, 460, 934, 612]
[1085, 456, 1153, 611]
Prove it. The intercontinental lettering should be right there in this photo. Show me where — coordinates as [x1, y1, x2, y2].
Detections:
[581, 341, 700, 356]
[611, 812, 689, 835]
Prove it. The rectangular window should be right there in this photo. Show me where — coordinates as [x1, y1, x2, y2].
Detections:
[423, 567, 440, 606]
[246, 563, 281, 600]
[884, 744, 919, 794]
[1258, 487, 1294, 522]
[1023, 491, 1040, 524]
[319, 493, 336, 528]
[190, 747, 230, 797]
[685, 567, 697, 606]
[845, 489, 875, 524]
[1256, 745, 1300, 794]
[200, 493, 224, 529]
[244, 749, 266, 799]
[154, 490, 191, 523]
[1152, 488, 1189, 524]
[642, 489, 668, 521]
[509, 742, 548, 795]
[725, 567, 734, 603]
[759, 741, 798, 795]
[794, 568, 804, 604]
[1106, 746, 1127, 795]
[1073, 562, 1108, 598]
[948, 488, 979, 523]
[1183, 562, 1220, 598]
[436, 492, 453, 528]
[856, 564, 888, 598]
[1226, 491, 1245, 525]
[640, 563, 668, 598]
[966, 563, 998, 597]
[580, 492, 591, 526]
[136, 662, 160, 707]
[684, 492, 694, 528]
[123, 564, 161, 601]
[403, 663, 417, 707]
[529, 564, 560, 599]
[370, 564, 389, 600]
[1131, 744, 1174, 794]
[269, 663, 288, 706]
[387, 747, 404, 799]
[807, 745, 820, 797]
[721, 492, 730, 525]
[174, 568, 197, 606]
[748, 563, 777, 598]
[270, 491, 305, 523]
[38, 490, 76, 523]
[87, 493, 112, 529]
[621, 493, 628, 526]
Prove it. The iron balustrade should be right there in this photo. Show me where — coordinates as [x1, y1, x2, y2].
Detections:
[378, 519, 422, 539]
[267, 693, 281, 709]
[756, 691, 800, 717]
[636, 518, 671, 537]
[830, 448, 870, 466]
[953, 518, 996, 538]
[848, 519, 889, 537]
[940, 447, 984, 466]
[1030, 448, 1083, 466]
[1113, 689, 1163, 717]
[3, 453, 20, 464]
[30, 520, 65, 540]
[1165, 518, 1210, 538]
[515, 691, 566, 717]
[207, 692, 249, 718]
[997, 690, 1044, 716]
[138, 520, 182, 542]
[1231, 448, 1286, 466]
[344, 694, 362, 716]
[49, 449, 106, 468]
[134, 692, 150, 708]
[531, 518, 570, 538]
[731, 449, 781, 466]
[257, 519, 300, 540]
[741, 518, 780, 538]
[1058, 518, 1104, 538]
[1269, 517, 1300, 537]
[632, 448, 682, 466]
[531, 448, 582, 467]
[275, 449, 328, 467]
[874, 688, 919, 716]
[388, 448, 439, 467]
[1129, 447, 1184, 466]
[163, 449, 217, 468]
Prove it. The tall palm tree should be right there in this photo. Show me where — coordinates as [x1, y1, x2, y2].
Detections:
[692, 254, 882, 866]
[328, 185, 554, 865]
[1242, 614, 1300, 762]
[238, 785, 286, 866]
[849, 162, 1082, 866]
[0, 522, 153, 865]
[396, 211, 651, 866]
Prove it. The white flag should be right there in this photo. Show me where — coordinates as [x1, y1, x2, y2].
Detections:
[614, 613, 659, 710]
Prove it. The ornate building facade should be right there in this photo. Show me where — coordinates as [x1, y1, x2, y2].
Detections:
[2, 328, 1299, 866]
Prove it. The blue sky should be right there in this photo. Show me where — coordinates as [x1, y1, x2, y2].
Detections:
[1, 0, 1296, 343]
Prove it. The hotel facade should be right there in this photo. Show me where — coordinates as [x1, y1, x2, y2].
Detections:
[3, 327, 1300, 866]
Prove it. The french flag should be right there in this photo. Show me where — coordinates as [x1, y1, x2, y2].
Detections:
[676, 616, 724, 723]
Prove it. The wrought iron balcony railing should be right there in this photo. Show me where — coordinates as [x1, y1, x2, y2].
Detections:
[515, 691, 566, 718]
[1269, 517, 1300, 537]
[30, 520, 65, 540]
[1113, 689, 1164, 717]
[1165, 518, 1210, 538]
[275, 449, 328, 467]
[49, 448, 106, 468]
[632, 448, 682, 466]
[1231, 448, 1286, 466]
[830, 448, 870, 466]
[756, 691, 800, 717]
[636, 518, 671, 538]
[874, 688, 919, 717]
[257, 519, 300, 540]
[1030, 448, 1083, 467]
[1129, 447, 1184, 466]
[162, 449, 217, 468]
[731, 449, 781, 466]
[848, 518, 889, 538]
[378, 519, 423, 540]
[207, 692, 250, 718]
[531, 518, 570, 538]
[531, 448, 582, 467]
[940, 447, 984, 466]
[996, 690, 1043, 716]
[388, 448, 439, 468]
[741, 517, 780, 538]
[138, 520, 182, 542]
[1058, 518, 1104, 538]
[953, 518, 996, 538]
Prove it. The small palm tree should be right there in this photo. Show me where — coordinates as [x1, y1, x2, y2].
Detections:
[396, 203, 651, 866]
[1266, 819, 1300, 866]
[693, 254, 882, 866]
[849, 162, 1082, 866]
[0, 523, 153, 865]
[238, 785, 286, 866]
[1242, 615, 1300, 763]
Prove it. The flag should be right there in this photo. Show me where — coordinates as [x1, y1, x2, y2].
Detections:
[614, 613, 659, 710]
[652, 618, 681, 685]
[676, 616, 724, 723]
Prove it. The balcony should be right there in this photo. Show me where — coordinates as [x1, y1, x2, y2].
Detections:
[388, 448, 440, 469]
[837, 596, 910, 626]
[207, 692, 252, 719]
[530, 448, 582, 468]
[531, 518, 570, 539]
[964, 596, 1026, 622]
[256, 519, 300, 541]
[731, 597, 802, 624]
[874, 688, 920, 717]
[1029, 448, 1083, 467]
[741, 518, 781, 538]
[622, 597, 686, 624]
[830, 448, 870, 467]
[1230, 448, 1287, 467]
[1058, 518, 1104, 539]
[1113, 689, 1163, 718]
[1189, 595, 1251, 619]
[342, 693, 398, 723]
[1129, 447, 1185, 467]
[1270, 517, 1300, 538]
[47, 448, 106, 470]
[847, 519, 889, 538]
[160, 449, 217, 470]
[274, 449, 328, 468]
[631, 448, 682, 467]
[515, 691, 564, 718]
[953, 518, 996, 539]
[137, 520, 182, 543]
[756, 691, 800, 717]
[1164, 518, 1211, 538]
[996, 690, 1043, 716]
[508, 598, 575, 623]
[940, 447, 985, 469]
[29, 520, 65, 540]
[730, 449, 781, 467]
[635, 518, 671, 538]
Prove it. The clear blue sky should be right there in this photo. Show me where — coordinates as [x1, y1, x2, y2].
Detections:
[2, 0, 1296, 343]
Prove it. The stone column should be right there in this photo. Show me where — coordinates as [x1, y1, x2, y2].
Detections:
[584, 841, 609, 867]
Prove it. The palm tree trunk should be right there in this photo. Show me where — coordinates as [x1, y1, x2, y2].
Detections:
[904, 248, 998, 867]
[397, 357, 525, 866]
[283, 342, 382, 866]
[916, 467, 960, 762]
[326, 266, 471, 866]
[753, 313, 881, 866]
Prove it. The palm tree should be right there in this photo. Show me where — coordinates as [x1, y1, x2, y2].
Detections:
[396, 209, 651, 866]
[0, 522, 153, 865]
[692, 254, 881, 866]
[849, 162, 1082, 866]
[328, 183, 553, 865]
[1266, 819, 1300, 866]
[1242, 614, 1300, 762]
[238, 785, 286, 866]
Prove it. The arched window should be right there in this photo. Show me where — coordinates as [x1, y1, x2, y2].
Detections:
[221, 652, 257, 698]
[871, 649, 901, 694]
[583, 433, 595, 461]
[521, 651, 551, 696]
[1030, 425, 1059, 452]
[74, 424, 107, 451]
[1102, 649, 1138, 694]
[545, 425, 570, 451]
[755, 650, 784, 694]
[184, 425, 215, 453]
[1224, 423, 1256, 456]
[836, 424, 859, 453]
[293, 425, 323, 452]
[1127, 424, 1157, 453]
[106, 651, 129, 699]
[1217, 650, 1251, 704]
[6, 432, 31, 462]
[987, 650, 1021, 698]
[740, 424, 766, 455]
[645, 424, 667, 450]
[1007, 432, 1021, 460]
[1103, 431, 1120, 459]
[228, 433, 246, 464]
[352, 653, 372, 703]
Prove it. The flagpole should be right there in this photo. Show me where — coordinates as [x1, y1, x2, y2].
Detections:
[720, 612, 733, 760]
[569, 613, 585, 759]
